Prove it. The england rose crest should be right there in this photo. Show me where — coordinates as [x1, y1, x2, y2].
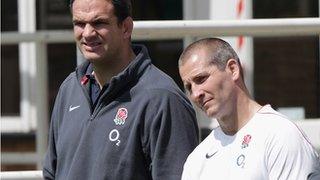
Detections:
[114, 108, 128, 125]
[241, 134, 252, 149]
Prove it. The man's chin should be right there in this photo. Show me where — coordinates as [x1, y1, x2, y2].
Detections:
[83, 53, 104, 62]
[205, 109, 218, 119]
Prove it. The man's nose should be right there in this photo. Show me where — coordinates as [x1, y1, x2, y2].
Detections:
[83, 24, 96, 37]
[190, 86, 204, 105]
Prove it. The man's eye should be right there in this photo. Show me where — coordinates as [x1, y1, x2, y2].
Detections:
[194, 76, 207, 84]
[94, 21, 107, 27]
[73, 22, 85, 27]
[184, 84, 191, 93]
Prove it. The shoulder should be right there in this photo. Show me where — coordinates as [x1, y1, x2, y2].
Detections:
[135, 66, 193, 108]
[52, 72, 78, 107]
[254, 106, 319, 170]
[138, 64, 180, 91]
[182, 130, 216, 179]
[254, 105, 305, 138]
[185, 130, 215, 164]
[58, 72, 77, 91]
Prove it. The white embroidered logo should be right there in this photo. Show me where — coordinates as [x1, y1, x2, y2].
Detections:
[109, 129, 121, 146]
[69, 105, 80, 112]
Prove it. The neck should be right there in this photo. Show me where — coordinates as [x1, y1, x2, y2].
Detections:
[92, 48, 136, 89]
[218, 88, 262, 135]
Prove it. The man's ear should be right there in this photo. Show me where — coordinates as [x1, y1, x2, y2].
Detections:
[226, 59, 240, 81]
[122, 16, 133, 39]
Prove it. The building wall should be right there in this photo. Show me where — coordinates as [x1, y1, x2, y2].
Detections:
[254, 36, 319, 118]
[253, 0, 319, 118]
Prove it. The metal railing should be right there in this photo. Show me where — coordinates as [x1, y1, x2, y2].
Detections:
[2, 18, 320, 44]
[0, 171, 43, 180]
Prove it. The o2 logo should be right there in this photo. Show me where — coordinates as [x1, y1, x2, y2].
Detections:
[109, 129, 121, 146]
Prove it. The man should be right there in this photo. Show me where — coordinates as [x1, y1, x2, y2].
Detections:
[178, 38, 320, 179]
[43, 0, 199, 179]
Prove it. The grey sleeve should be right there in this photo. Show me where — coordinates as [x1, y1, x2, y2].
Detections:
[42, 90, 62, 180]
[145, 90, 199, 180]
[43, 117, 57, 180]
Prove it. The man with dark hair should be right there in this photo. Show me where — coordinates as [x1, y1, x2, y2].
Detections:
[42, 0, 199, 179]
[179, 37, 320, 179]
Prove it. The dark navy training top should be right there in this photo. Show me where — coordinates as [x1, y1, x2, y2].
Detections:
[43, 45, 199, 180]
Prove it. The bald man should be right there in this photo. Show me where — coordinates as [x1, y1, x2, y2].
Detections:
[178, 37, 320, 180]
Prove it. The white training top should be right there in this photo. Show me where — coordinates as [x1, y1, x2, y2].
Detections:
[182, 105, 320, 180]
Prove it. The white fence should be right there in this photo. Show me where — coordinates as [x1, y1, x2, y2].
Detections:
[1, 18, 320, 179]
[0, 171, 43, 180]
[3, 18, 320, 44]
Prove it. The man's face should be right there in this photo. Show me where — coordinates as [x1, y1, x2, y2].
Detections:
[72, 0, 125, 62]
[179, 50, 235, 118]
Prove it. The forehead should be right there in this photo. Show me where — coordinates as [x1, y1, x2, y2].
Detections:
[72, 0, 114, 19]
[179, 50, 213, 80]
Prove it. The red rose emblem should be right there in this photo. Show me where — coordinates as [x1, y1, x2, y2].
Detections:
[243, 134, 251, 144]
[117, 108, 127, 120]
[241, 134, 252, 149]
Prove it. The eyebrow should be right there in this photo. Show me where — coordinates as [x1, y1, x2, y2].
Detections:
[183, 83, 191, 92]
[73, 15, 111, 23]
[191, 72, 209, 80]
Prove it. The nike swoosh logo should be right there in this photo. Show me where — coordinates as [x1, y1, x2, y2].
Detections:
[205, 151, 218, 159]
[69, 105, 80, 112]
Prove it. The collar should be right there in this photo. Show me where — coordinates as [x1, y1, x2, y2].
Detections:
[76, 44, 152, 97]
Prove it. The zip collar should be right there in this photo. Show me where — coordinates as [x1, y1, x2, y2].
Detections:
[75, 44, 152, 107]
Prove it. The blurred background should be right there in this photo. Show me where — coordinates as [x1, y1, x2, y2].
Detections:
[1, 0, 320, 173]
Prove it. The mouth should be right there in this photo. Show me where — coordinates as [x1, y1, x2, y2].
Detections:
[82, 42, 102, 51]
[201, 98, 213, 110]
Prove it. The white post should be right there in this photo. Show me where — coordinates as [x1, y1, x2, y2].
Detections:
[209, 0, 254, 96]
[35, 42, 49, 169]
[183, 0, 196, 47]
[18, 0, 37, 132]
[18, 0, 48, 169]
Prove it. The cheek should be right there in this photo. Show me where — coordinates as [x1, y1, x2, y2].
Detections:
[99, 32, 114, 44]
[207, 78, 230, 98]
[73, 28, 82, 40]
[206, 79, 223, 93]
[219, 80, 234, 100]
[99, 28, 116, 38]
[188, 94, 197, 105]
